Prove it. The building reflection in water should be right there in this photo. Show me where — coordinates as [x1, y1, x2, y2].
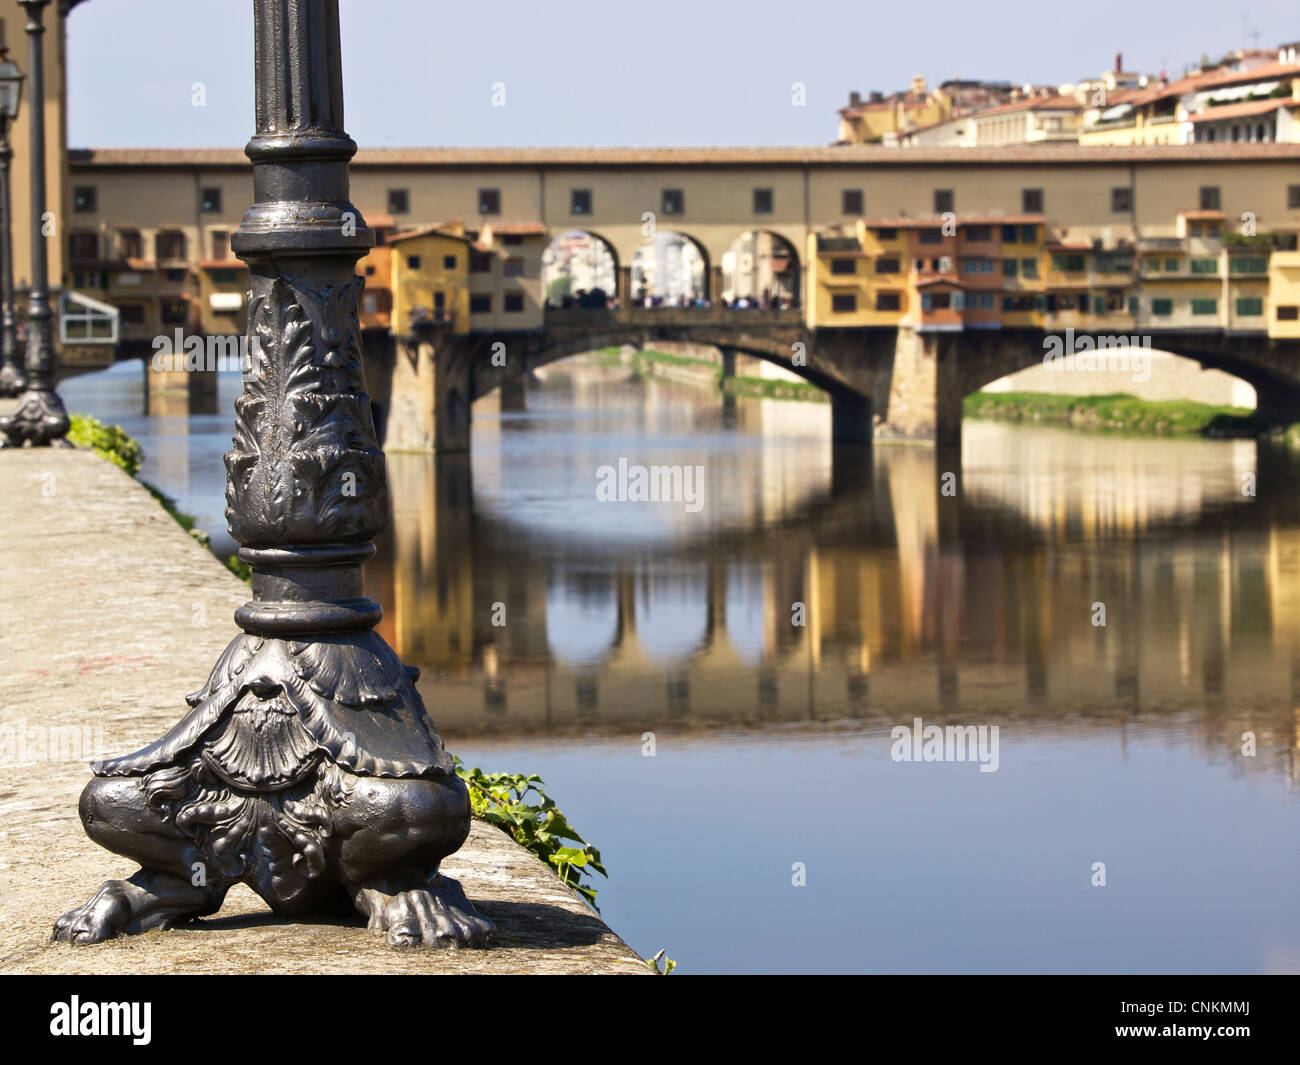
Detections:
[365, 369, 1300, 788]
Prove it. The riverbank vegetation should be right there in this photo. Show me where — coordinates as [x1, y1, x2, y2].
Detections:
[963, 391, 1260, 437]
[597, 346, 827, 403]
[70, 412, 250, 579]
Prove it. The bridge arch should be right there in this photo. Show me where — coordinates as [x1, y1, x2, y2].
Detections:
[631, 231, 711, 305]
[955, 330, 1270, 413]
[720, 229, 801, 308]
[541, 229, 619, 308]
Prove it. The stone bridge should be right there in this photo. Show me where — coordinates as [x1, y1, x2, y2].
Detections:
[360, 308, 1300, 452]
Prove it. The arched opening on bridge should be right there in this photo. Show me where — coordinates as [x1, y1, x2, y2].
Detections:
[721, 230, 800, 308]
[974, 345, 1258, 413]
[541, 229, 619, 309]
[635, 561, 711, 662]
[631, 232, 709, 306]
[545, 565, 619, 666]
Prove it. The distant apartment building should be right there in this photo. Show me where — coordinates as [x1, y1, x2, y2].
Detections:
[900, 93, 1082, 147]
[1080, 49, 1300, 146]
[836, 77, 957, 144]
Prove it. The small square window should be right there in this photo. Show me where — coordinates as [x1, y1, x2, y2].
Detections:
[73, 186, 97, 213]
[443, 254, 457, 270]
[478, 188, 501, 215]
[1199, 186, 1220, 211]
[407, 255, 421, 270]
[504, 292, 524, 312]
[933, 189, 954, 214]
[753, 188, 773, 214]
[388, 188, 410, 214]
[571, 189, 592, 215]
[829, 258, 856, 275]
[1001, 225, 1018, 243]
[470, 252, 492, 274]
[1288, 185, 1300, 209]
[200, 187, 222, 213]
[842, 189, 863, 215]
[662, 189, 684, 215]
[470, 294, 492, 313]
[1021, 188, 1043, 214]
[503, 258, 524, 277]
[875, 291, 900, 311]
[831, 293, 857, 313]
[1111, 187, 1132, 213]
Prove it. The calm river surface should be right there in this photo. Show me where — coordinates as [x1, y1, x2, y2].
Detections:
[62, 358, 1300, 974]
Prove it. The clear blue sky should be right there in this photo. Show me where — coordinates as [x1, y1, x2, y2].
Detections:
[65, 0, 1299, 148]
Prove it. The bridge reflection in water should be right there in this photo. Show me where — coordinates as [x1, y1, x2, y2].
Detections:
[364, 367, 1300, 787]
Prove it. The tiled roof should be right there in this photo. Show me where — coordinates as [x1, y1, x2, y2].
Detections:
[964, 94, 1082, 117]
[1178, 209, 1226, 219]
[388, 223, 475, 244]
[1188, 97, 1297, 122]
[861, 213, 1046, 228]
[68, 143, 1300, 169]
[1127, 60, 1300, 107]
[483, 222, 549, 235]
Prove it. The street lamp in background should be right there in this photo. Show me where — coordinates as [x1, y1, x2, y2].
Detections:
[0, 0, 68, 446]
[0, 47, 25, 397]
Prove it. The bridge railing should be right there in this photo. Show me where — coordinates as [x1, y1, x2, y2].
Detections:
[544, 306, 804, 328]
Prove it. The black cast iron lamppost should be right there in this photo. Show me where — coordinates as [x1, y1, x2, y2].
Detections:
[0, 48, 23, 398]
[0, 0, 67, 446]
[53, 0, 493, 949]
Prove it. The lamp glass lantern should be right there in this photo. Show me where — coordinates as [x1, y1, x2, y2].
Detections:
[0, 54, 23, 122]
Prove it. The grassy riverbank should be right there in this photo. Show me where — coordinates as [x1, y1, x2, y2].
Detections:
[963, 391, 1261, 437]
[596, 346, 827, 403]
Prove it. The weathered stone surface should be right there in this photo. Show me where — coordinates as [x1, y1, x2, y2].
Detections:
[0, 448, 645, 974]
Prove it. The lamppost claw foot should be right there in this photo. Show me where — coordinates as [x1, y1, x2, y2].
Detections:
[52, 869, 222, 944]
[354, 872, 495, 949]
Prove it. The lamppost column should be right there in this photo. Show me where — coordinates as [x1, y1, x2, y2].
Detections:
[0, 113, 22, 396]
[0, 0, 68, 447]
[53, 0, 492, 951]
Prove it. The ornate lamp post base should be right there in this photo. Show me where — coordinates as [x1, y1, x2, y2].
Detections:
[52, 0, 493, 949]
[0, 387, 70, 446]
[53, 632, 492, 948]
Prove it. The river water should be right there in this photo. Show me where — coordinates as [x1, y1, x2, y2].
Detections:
[60, 358, 1300, 974]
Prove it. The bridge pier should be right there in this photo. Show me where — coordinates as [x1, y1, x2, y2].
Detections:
[873, 327, 962, 445]
[719, 346, 736, 383]
[830, 391, 873, 445]
[384, 325, 471, 453]
[499, 372, 527, 412]
[143, 357, 217, 416]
